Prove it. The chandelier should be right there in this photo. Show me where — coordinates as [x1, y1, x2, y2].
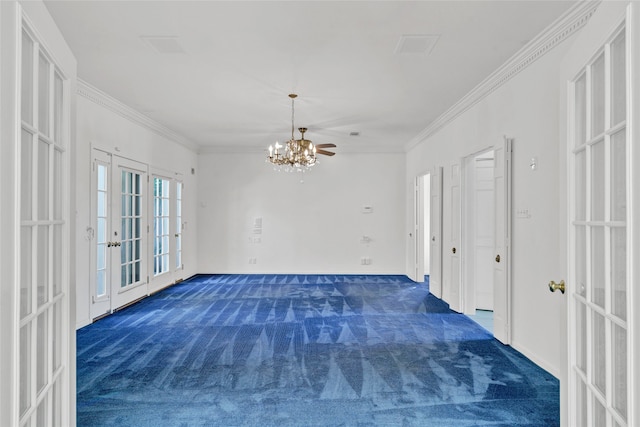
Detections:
[267, 94, 335, 172]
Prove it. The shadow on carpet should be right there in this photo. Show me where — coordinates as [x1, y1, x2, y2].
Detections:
[77, 274, 559, 427]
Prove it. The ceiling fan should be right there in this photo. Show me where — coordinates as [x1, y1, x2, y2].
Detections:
[296, 127, 336, 157]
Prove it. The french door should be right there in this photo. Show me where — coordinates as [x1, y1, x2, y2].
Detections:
[90, 151, 148, 319]
[430, 166, 443, 299]
[568, 15, 632, 427]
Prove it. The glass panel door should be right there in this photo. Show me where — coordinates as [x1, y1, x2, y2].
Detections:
[153, 176, 171, 277]
[90, 150, 112, 320]
[110, 157, 148, 310]
[19, 23, 69, 427]
[569, 24, 629, 427]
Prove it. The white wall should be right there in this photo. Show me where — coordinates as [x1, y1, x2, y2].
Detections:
[197, 151, 405, 274]
[75, 85, 199, 328]
[406, 34, 573, 376]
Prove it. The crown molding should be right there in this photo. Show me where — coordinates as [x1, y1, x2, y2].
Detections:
[404, 0, 600, 152]
[77, 79, 200, 152]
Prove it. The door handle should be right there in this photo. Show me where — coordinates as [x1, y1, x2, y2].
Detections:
[549, 280, 565, 294]
[107, 242, 112, 247]
[432, 236, 436, 242]
[452, 247, 456, 254]
[495, 254, 500, 263]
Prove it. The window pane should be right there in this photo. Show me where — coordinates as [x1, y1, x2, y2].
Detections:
[611, 131, 626, 221]
[591, 53, 605, 137]
[612, 323, 627, 420]
[576, 225, 586, 297]
[54, 148, 63, 220]
[21, 227, 32, 318]
[611, 31, 626, 126]
[21, 129, 33, 221]
[576, 302, 586, 372]
[21, 31, 34, 125]
[36, 395, 47, 427]
[53, 225, 62, 296]
[37, 312, 48, 392]
[53, 301, 62, 370]
[593, 397, 606, 427]
[611, 227, 626, 320]
[54, 72, 63, 144]
[576, 379, 587, 427]
[574, 73, 586, 147]
[37, 225, 49, 307]
[38, 139, 50, 220]
[591, 227, 605, 308]
[592, 311, 606, 395]
[20, 324, 31, 416]
[38, 52, 50, 136]
[97, 269, 106, 297]
[575, 149, 586, 221]
[591, 141, 604, 221]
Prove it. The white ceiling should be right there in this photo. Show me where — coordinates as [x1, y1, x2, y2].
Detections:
[44, 1, 576, 153]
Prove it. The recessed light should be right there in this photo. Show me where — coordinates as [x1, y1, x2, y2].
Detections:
[349, 131, 360, 137]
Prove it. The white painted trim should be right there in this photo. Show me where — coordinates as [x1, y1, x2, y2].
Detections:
[404, 1, 600, 152]
[198, 143, 402, 155]
[512, 339, 560, 379]
[77, 79, 199, 153]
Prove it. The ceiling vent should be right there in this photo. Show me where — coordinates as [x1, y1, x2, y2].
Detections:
[140, 36, 185, 54]
[395, 34, 439, 56]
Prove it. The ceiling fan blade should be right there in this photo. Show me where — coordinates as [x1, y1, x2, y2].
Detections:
[316, 149, 336, 157]
[315, 143, 336, 148]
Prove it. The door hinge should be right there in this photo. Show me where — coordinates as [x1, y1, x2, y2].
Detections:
[147, 275, 149, 283]
[147, 225, 150, 233]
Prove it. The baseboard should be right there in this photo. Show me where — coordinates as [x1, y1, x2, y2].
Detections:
[511, 338, 561, 379]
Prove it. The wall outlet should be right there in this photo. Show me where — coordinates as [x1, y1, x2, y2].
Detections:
[360, 257, 372, 265]
[248, 257, 257, 264]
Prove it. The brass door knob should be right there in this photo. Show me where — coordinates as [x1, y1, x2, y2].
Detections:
[549, 280, 565, 294]
[495, 254, 501, 263]
[452, 247, 456, 254]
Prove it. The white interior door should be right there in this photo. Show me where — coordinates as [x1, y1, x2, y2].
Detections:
[413, 176, 425, 282]
[429, 166, 443, 298]
[568, 15, 633, 427]
[493, 137, 512, 345]
[446, 161, 462, 312]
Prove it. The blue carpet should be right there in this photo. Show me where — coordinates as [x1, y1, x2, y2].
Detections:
[77, 274, 559, 426]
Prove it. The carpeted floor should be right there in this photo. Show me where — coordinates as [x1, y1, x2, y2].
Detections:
[76, 274, 559, 427]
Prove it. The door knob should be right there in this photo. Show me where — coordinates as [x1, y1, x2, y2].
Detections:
[432, 236, 436, 242]
[107, 242, 112, 247]
[495, 254, 500, 263]
[452, 247, 456, 254]
[549, 280, 565, 294]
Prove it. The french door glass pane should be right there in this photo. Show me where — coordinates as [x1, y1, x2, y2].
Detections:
[591, 140, 605, 221]
[37, 312, 48, 392]
[37, 398, 48, 427]
[54, 72, 63, 143]
[21, 31, 34, 126]
[21, 227, 32, 318]
[52, 379, 61, 427]
[38, 53, 50, 137]
[591, 53, 605, 137]
[591, 227, 605, 308]
[612, 323, 627, 419]
[611, 31, 626, 126]
[575, 73, 586, 147]
[592, 311, 606, 395]
[611, 131, 626, 221]
[611, 227, 626, 320]
[593, 398, 607, 427]
[54, 149, 63, 220]
[53, 225, 62, 297]
[53, 301, 61, 370]
[20, 325, 31, 416]
[21, 130, 33, 220]
[576, 225, 586, 297]
[37, 225, 49, 307]
[576, 379, 588, 427]
[575, 149, 586, 221]
[38, 139, 49, 220]
[576, 301, 587, 372]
